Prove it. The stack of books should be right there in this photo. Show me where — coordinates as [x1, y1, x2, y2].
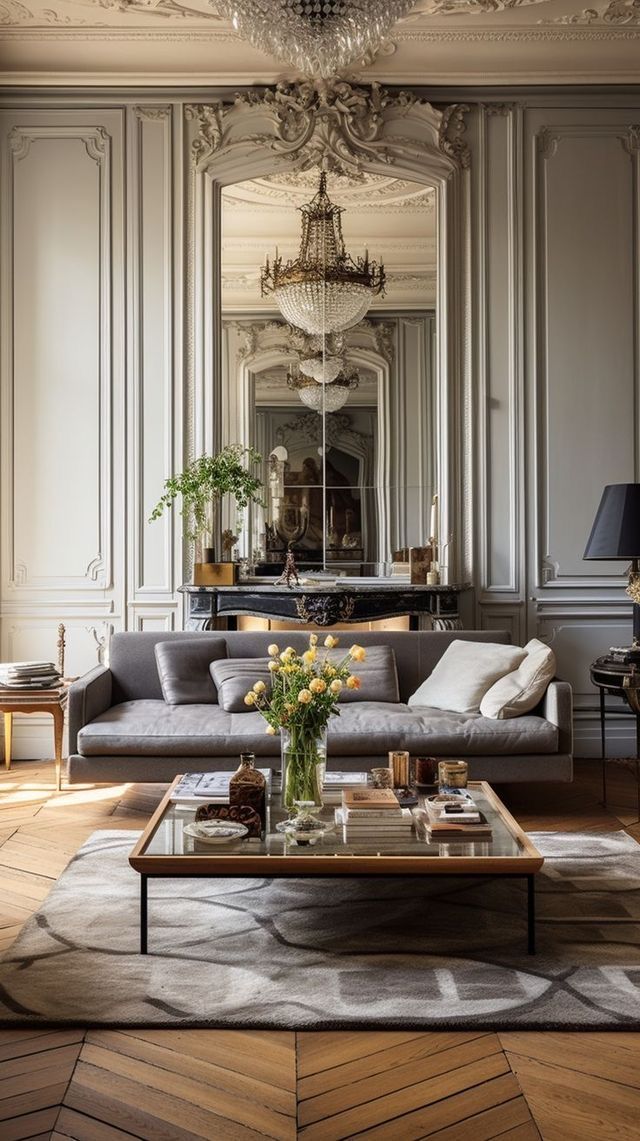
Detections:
[423, 793, 492, 840]
[321, 771, 369, 805]
[0, 661, 63, 693]
[336, 787, 415, 842]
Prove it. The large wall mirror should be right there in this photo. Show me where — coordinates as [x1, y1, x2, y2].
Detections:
[219, 167, 437, 577]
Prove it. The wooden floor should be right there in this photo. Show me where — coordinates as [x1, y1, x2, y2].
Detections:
[0, 759, 639, 1140]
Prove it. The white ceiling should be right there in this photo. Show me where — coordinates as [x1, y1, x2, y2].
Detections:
[1, 0, 639, 86]
[221, 170, 437, 313]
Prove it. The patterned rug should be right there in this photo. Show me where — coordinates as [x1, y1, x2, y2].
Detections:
[0, 829, 639, 1029]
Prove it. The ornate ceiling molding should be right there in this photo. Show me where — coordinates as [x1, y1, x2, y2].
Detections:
[185, 80, 469, 177]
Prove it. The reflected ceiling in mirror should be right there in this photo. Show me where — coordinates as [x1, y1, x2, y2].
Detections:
[220, 166, 437, 578]
[221, 168, 437, 314]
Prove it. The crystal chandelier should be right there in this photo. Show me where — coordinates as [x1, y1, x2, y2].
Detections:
[261, 172, 385, 335]
[299, 354, 344, 383]
[287, 365, 359, 413]
[218, 1, 417, 80]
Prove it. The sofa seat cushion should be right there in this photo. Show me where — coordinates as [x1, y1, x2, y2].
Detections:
[77, 699, 558, 759]
[395, 705, 559, 756]
[77, 701, 283, 757]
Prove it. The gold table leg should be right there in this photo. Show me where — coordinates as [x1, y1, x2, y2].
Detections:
[52, 706, 64, 792]
[4, 712, 12, 772]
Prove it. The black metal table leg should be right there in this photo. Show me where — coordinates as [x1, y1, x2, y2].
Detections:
[527, 875, 536, 955]
[600, 687, 607, 806]
[141, 874, 148, 955]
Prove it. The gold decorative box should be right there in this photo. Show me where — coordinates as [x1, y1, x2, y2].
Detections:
[193, 562, 238, 586]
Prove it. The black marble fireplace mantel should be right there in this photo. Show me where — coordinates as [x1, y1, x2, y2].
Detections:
[179, 581, 469, 630]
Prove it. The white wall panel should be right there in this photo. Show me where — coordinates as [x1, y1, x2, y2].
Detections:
[530, 117, 639, 589]
[10, 128, 110, 590]
[128, 106, 175, 600]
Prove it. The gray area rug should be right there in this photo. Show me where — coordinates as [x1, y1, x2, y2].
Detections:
[0, 829, 639, 1029]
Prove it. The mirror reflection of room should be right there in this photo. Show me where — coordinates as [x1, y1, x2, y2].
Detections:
[221, 166, 436, 577]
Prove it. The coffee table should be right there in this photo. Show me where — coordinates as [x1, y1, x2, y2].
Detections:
[129, 779, 543, 956]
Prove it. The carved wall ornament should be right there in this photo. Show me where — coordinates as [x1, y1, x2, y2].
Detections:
[186, 80, 462, 178]
[295, 593, 356, 626]
[133, 105, 172, 121]
[547, 0, 640, 22]
[438, 103, 471, 170]
[536, 126, 559, 159]
[622, 124, 640, 154]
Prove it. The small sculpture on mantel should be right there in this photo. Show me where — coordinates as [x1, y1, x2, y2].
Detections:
[275, 543, 301, 588]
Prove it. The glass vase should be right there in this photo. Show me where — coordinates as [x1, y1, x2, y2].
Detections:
[280, 725, 327, 810]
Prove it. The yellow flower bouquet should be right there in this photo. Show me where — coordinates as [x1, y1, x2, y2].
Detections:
[245, 634, 366, 809]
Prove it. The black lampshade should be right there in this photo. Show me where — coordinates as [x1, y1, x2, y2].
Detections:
[584, 484, 640, 560]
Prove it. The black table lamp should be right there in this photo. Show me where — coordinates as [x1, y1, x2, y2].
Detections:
[584, 483, 640, 649]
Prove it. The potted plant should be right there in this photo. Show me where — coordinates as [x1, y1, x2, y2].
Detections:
[150, 445, 263, 579]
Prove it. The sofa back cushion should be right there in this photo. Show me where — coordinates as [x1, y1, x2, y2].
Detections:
[155, 638, 227, 705]
[107, 630, 513, 703]
[326, 645, 400, 703]
[210, 645, 400, 711]
[480, 638, 556, 719]
[210, 659, 272, 712]
[408, 640, 526, 715]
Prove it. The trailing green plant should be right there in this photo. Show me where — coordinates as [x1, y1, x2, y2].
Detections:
[149, 445, 264, 546]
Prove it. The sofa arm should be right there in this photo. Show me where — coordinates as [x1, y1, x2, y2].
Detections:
[541, 679, 573, 756]
[67, 666, 113, 754]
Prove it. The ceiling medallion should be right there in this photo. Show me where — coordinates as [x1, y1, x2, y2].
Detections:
[217, 1, 417, 79]
[260, 171, 385, 335]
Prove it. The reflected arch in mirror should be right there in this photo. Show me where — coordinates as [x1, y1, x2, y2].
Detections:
[185, 81, 471, 584]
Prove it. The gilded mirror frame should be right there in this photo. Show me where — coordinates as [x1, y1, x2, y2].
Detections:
[184, 83, 472, 585]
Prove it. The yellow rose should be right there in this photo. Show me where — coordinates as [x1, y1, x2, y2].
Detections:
[349, 644, 366, 662]
[280, 646, 296, 662]
[298, 689, 312, 704]
[268, 660, 280, 672]
[266, 724, 277, 735]
[329, 678, 342, 695]
[309, 633, 319, 647]
[309, 677, 326, 693]
[324, 634, 339, 648]
[268, 643, 280, 657]
[243, 692, 257, 706]
[346, 675, 361, 690]
[253, 680, 266, 694]
[324, 665, 337, 677]
[302, 648, 317, 666]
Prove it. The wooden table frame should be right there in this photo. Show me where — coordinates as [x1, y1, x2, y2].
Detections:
[1, 695, 67, 791]
[130, 780, 543, 957]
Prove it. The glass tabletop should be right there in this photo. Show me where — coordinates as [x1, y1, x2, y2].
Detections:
[141, 783, 533, 862]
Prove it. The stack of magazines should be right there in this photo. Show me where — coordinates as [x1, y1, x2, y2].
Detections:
[336, 787, 415, 841]
[321, 771, 369, 805]
[0, 661, 62, 692]
[423, 791, 492, 839]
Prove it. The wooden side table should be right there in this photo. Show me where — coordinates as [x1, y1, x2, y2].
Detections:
[1, 689, 68, 791]
[590, 655, 640, 822]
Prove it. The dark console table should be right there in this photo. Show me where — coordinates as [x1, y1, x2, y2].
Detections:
[180, 581, 469, 631]
[590, 654, 640, 821]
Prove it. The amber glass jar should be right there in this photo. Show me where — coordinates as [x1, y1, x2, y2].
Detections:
[229, 753, 266, 834]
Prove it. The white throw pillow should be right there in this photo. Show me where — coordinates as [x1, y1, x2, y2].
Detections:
[407, 640, 527, 715]
[480, 638, 556, 720]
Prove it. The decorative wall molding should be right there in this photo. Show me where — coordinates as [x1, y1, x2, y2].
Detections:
[4, 123, 114, 593]
[530, 115, 640, 594]
[186, 81, 467, 178]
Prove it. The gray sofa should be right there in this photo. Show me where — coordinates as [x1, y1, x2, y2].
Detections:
[66, 629, 573, 785]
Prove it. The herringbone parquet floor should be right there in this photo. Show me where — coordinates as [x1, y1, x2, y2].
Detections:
[1, 759, 639, 1140]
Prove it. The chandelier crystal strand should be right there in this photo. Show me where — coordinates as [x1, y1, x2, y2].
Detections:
[218, 1, 417, 80]
[261, 172, 385, 335]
